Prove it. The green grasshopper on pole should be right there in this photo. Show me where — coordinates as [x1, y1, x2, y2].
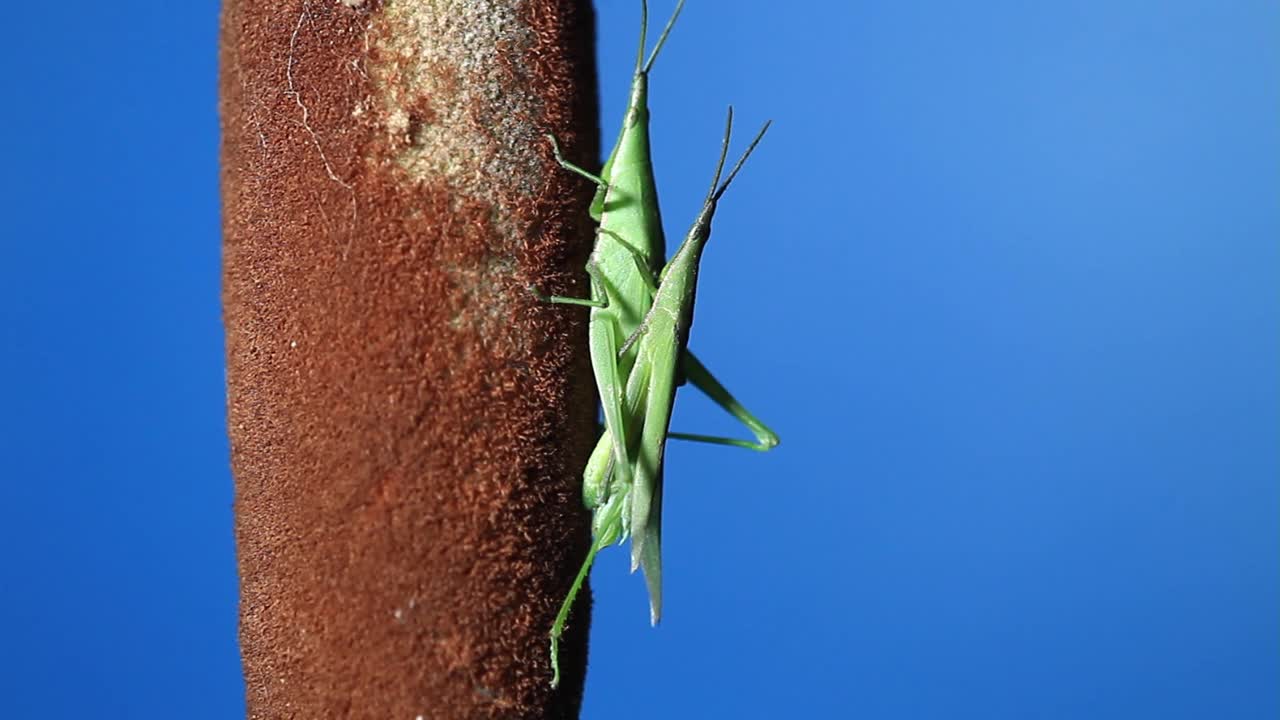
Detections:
[537, 1, 778, 686]
[539, 0, 682, 511]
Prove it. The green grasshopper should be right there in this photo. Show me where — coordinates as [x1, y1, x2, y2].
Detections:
[538, 1, 777, 686]
[539, 0, 682, 508]
[611, 109, 773, 636]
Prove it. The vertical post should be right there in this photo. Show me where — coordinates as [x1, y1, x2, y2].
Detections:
[220, 1, 599, 716]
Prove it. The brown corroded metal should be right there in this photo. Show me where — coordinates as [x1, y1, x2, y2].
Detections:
[220, 1, 599, 717]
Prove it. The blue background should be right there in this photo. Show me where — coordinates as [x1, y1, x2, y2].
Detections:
[1, 1, 1274, 718]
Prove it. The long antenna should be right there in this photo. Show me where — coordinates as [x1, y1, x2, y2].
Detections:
[643, 0, 687, 74]
[705, 106, 735, 198]
[714, 117, 772, 201]
[633, 0, 649, 74]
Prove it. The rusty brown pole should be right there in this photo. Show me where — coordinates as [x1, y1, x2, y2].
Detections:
[220, 1, 599, 717]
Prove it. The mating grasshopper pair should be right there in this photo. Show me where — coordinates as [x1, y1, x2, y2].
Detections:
[536, 0, 778, 687]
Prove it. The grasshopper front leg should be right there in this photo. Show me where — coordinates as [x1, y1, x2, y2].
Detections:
[530, 260, 611, 308]
[547, 133, 609, 190]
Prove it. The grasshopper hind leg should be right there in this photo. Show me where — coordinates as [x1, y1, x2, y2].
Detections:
[591, 312, 634, 490]
[672, 350, 780, 450]
[549, 536, 603, 688]
[549, 492, 628, 687]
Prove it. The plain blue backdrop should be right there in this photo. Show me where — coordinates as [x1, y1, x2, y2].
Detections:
[0, 1, 1274, 718]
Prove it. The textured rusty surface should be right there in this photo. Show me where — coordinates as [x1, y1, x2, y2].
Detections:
[220, 0, 599, 717]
